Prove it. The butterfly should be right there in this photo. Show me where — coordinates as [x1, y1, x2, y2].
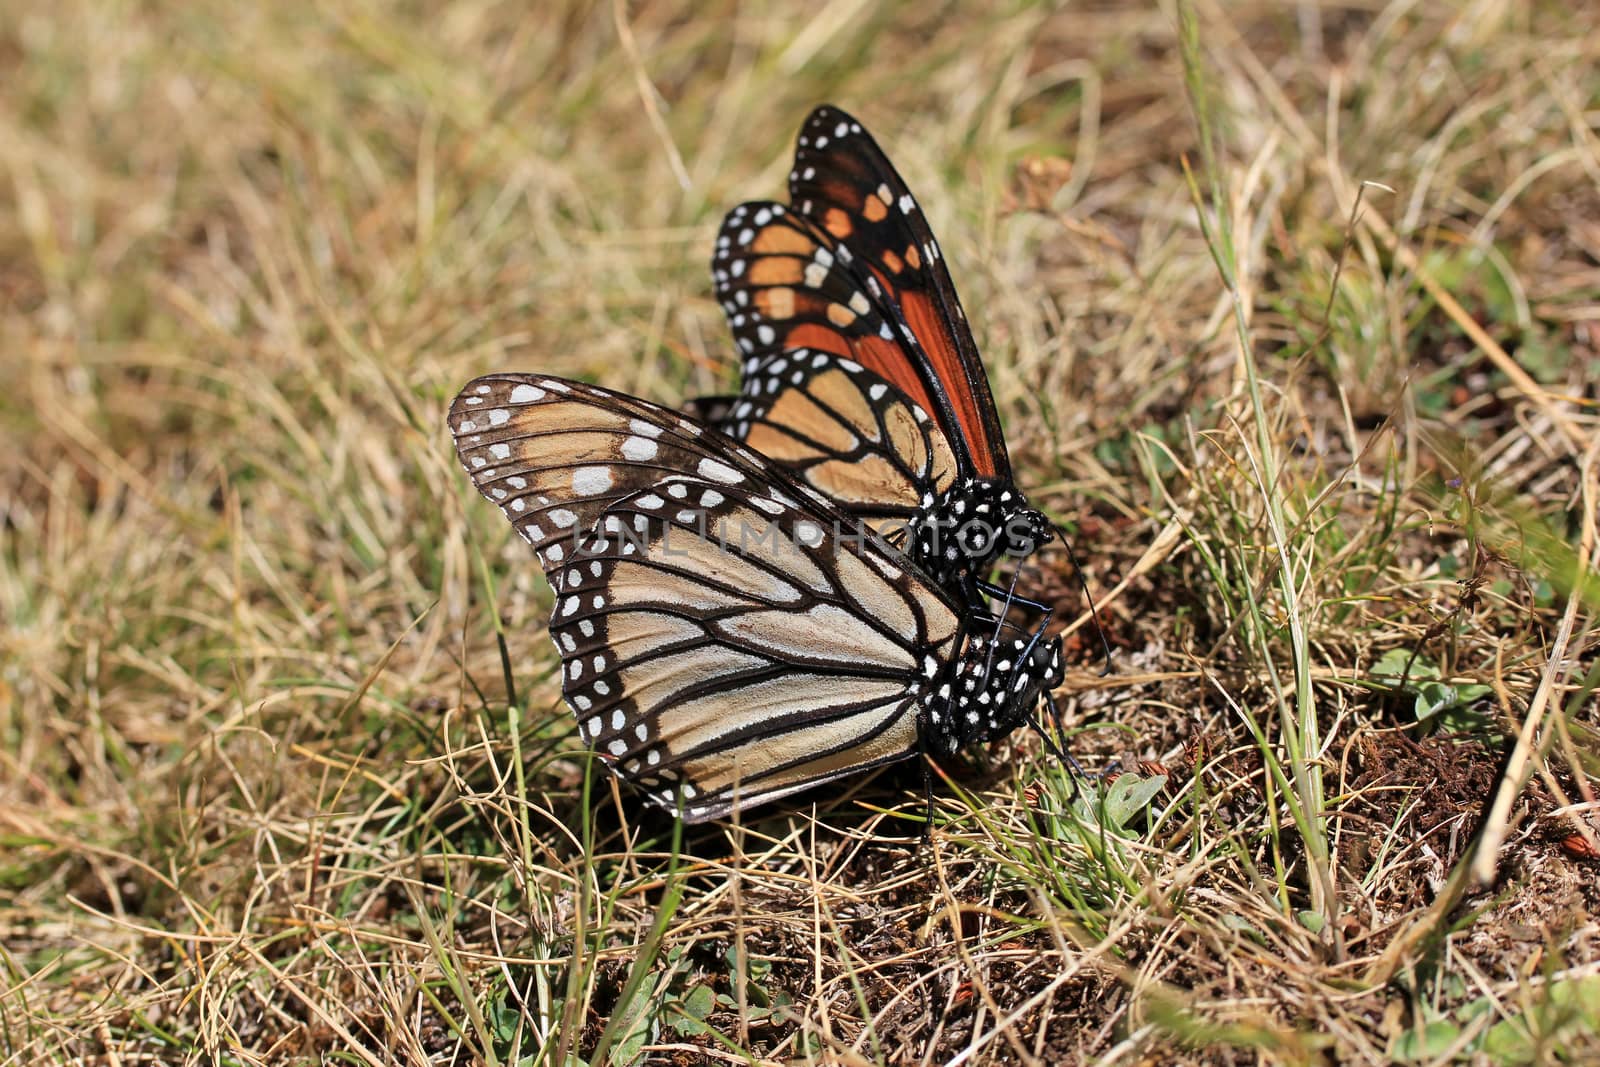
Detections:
[449, 373, 1064, 822]
[698, 105, 1055, 605]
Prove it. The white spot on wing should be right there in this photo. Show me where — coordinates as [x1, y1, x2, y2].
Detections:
[697, 458, 744, 484]
[622, 436, 658, 461]
[510, 384, 546, 403]
[572, 466, 614, 495]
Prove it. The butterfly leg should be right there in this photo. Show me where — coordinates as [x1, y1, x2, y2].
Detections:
[1044, 691, 1085, 803]
[981, 567, 1028, 678]
[973, 578, 1057, 616]
[913, 701, 937, 842]
[972, 575, 1057, 689]
[1023, 692, 1088, 811]
[920, 756, 936, 843]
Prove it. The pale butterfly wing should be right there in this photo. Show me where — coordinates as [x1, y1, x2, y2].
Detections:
[449, 373, 978, 821]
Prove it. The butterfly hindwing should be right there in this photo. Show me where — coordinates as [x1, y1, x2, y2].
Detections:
[552, 473, 967, 821]
[717, 348, 958, 533]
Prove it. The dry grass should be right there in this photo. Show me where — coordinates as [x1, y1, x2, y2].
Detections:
[4, 1, 1599, 1063]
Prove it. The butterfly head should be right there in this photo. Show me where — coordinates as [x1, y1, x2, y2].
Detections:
[922, 626, 1064, 757]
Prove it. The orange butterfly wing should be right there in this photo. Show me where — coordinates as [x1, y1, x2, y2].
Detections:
[711, 106, 1013, 488]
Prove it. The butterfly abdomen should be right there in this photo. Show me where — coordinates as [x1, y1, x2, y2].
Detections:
[922, 625, 1064, 757]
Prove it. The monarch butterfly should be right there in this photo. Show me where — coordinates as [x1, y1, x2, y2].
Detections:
[698, 105, 1054, 602]
[449, 374, 1064, 822]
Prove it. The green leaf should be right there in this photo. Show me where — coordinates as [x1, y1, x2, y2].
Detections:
[1413, 679, 1492, 724]
[724, 944, 773, 1006]
[1373, 649, 1437, 683]
[615, 1026, 652, 1065]
[1101, 773, 1168, 830]
[1480, 977, 1600, 1062]
[1391, 1020, 1464, 1062]
[1373, 649, 1490, 726]
[667, 982, 718, 1038]
[1219, 914, 1265, 945]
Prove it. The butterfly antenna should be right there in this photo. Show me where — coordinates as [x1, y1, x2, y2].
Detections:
[1054, 523, 1114, 676]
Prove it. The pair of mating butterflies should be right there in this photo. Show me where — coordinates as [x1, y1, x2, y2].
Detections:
[451, 107, 1069, 823]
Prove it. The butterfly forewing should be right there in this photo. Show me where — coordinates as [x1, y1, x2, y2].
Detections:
[449, 374, 969, 821]
[712, 106, 1012, 486]
[790, 107, 1012, 481]
[450, 375, 728, 568]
